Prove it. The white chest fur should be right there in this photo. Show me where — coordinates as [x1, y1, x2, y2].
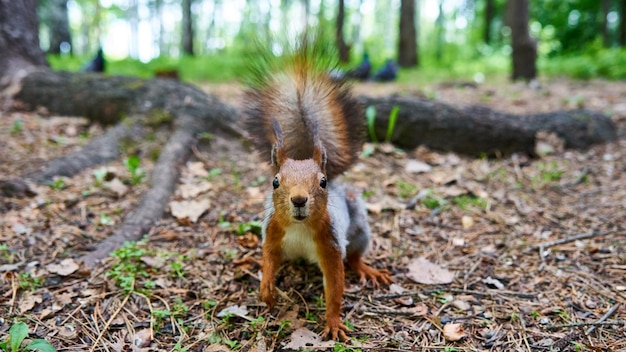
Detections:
[281, 223, 320, 264]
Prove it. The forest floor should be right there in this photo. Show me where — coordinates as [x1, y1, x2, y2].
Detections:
[1, 76, 625, 352]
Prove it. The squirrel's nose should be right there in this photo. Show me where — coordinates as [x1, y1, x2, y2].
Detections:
[291, 195, 308, 207]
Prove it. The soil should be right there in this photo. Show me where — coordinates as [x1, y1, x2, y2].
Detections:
[1, 76, 625, 351]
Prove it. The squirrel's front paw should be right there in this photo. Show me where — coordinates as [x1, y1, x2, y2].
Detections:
[260, 281, 277, 306]
[321, 317, 351, 341]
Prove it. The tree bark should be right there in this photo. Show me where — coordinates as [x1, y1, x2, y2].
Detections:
[336, 0, 351, 63]
[47, 0, 72, 54]
[506, 0, 536, 80]
[0, 0, 48, 84]
[602, 0, 612, 47]
[398, 0, 418, 67]
[358, 96, 616, 156]
[182, 0, 194, 55]
[484, 0, 495, 44]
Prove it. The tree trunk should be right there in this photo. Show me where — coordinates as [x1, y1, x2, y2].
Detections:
[182, 0, 194, 55]
[484, 0, 494, 44]
[47, 0, 72, 54]
[602, 0, 612, 47]
[398, 0, 418, 67]
[0, 0, 48, 84]
[506, 0, 536, 80]
[358, 96, 616, 156]
[336, 0, 350, 63]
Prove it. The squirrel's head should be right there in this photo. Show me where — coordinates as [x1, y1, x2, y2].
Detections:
[270, 141, 328, 223]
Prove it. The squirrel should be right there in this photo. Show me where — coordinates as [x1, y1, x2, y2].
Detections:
[243, 43, 393, 341]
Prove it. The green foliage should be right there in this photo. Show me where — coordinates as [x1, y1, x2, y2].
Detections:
[47, 178, 65, 191]
[365, 106, 378, 143]
[334, 343, 362, 352]
[10, 120, 23, 135]
[235, 221, 263, 236]
[106, 239, 152, 293]
[18, 273, 42, 291]
[0, 322, 56, 352]
[540, 45, 626, 80]
[123, 156, 145, 185]
[395, 180, 417, 199]
[385, 106, 400, 143]
[452, 195, 488, 211]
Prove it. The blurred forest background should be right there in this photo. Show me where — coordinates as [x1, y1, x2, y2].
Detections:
[39, 0, 626, 83]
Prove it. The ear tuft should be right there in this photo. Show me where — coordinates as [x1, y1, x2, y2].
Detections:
[313, 139, 327, 174]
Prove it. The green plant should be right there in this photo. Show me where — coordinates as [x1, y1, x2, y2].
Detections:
[247, 316, 265, 332]
[18, 273, 42, 291]
[123, 156, 145, 185]
[452, 195, 488, 211]
[365, 106, 378, 143]
[10, 120, 23, 135]
[250, 175, 267, 187]
[570, 341, 587, 351]
[235, 221, 263, 236]
[207, 168, 223, 179]
[99, 213, 114, 226]
[0, 322, 56, 352]
[444, 348, 458, 352]
[170, 257, 187, 279]
[385, 106, 400, 143]
[224, 339, 241, 350]
[395, 180, 417, 198]
[92, 168, 108, 187]
[421, 191, 446, 210]
[47, 178, 65, 191]
[106, 239, 152, 293]
[333, 343, 362, 352]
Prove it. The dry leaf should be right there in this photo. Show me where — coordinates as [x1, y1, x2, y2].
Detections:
[58, 324, 78, 339]
[411, 302, 429, 316]
[178, 181, 212, 199]
[217, 305, 250, 319]
[186, 161, 209, 177]
[169, 199, 210, 223]
[134, 328, 152, 348]
[104, 178, 128, 197]
[405, 159, 432, 174]
[443, 323, 467, 341]
[283, 327, 334, 350]
[19, 292, 42, 313]
[406, 257, 455, 284]
[46, 258, 79, 276]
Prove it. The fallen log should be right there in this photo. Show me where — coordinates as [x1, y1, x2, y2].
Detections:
[358, 95, 617, 156]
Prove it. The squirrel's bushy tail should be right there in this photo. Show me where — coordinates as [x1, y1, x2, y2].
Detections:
[243, 39, 364, 180]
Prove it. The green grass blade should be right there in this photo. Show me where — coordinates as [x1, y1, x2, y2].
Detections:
[385, 105, 400, 143]
[365, 106, 378, 143]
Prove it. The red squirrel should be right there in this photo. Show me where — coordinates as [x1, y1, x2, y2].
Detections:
[243, 44, 393, 341]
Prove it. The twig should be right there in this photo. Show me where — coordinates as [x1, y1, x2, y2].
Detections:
[89, 291, 131, 352]
[548, 320, 624, 330]
[347, 288, 536, 300]
[538, 231, 610, 250]
[538, 231, 611, 271]
[587, 303, 621, 335]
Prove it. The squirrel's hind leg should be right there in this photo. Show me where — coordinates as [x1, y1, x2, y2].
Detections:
[346, 252, 394, 286]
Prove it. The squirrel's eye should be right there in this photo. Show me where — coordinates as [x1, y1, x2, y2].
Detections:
[272, 177, 280, 189]
[320, 177, 327, 189]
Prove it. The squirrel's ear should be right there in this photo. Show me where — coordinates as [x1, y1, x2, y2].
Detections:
[313, 140, 327, 174]
[271, 143, 286, 170]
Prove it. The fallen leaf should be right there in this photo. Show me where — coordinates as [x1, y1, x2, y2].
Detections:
[406, 257, 455, 284]
[405, 159, 432, 174]
[134, 328, 152, 348]
[411, 302, 429, 316]
[217, 305, 250, 319]
[46, 258, 79, 276]
[443, 323, 467, 341]
[58, 324, 78, 339]
[283, 327, 334, 350]
[169, 199, 210, 223]
[451, 299, 472, 311]
[19, 292, 42, 313]
[178, 181, 212, 199]
[186, 161, 209, 177]
[104, 178, 128, 197]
